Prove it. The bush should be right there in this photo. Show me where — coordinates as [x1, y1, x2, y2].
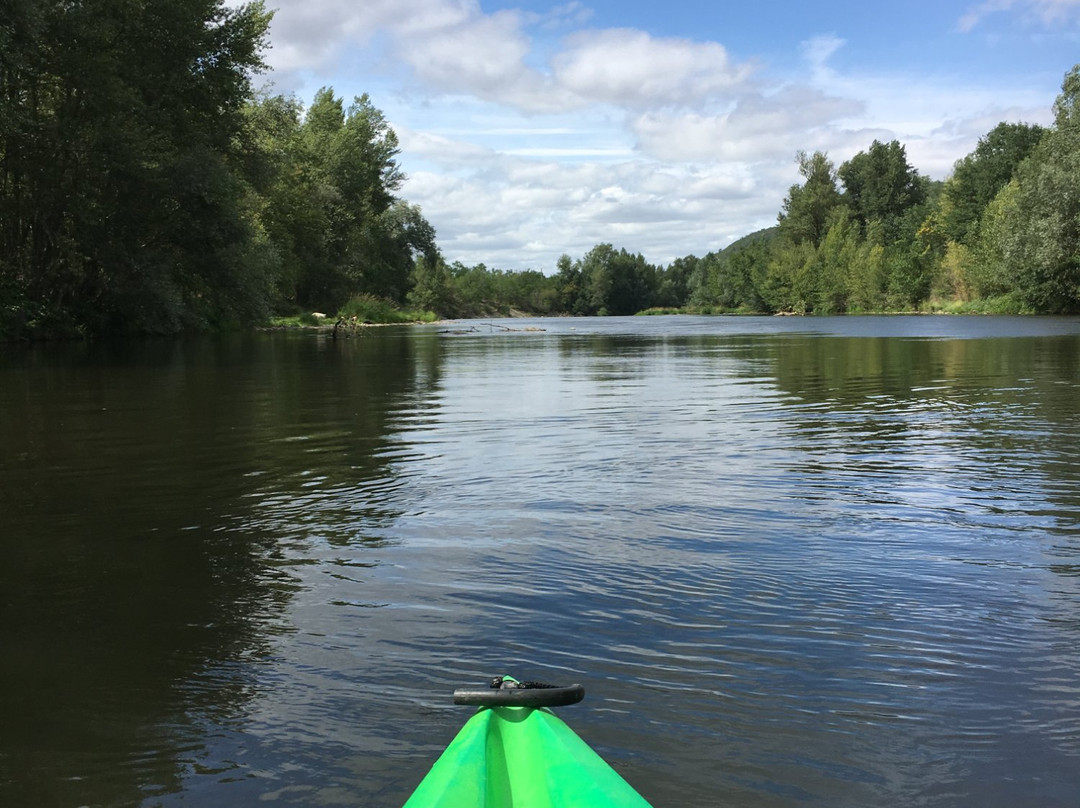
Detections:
[339, 294, 438, 324]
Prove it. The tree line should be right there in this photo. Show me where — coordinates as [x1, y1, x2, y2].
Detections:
[432, 65, 1080, 319]
[692, 96, 1077, 315]
[343, 64, 1080, 320]
[0, 0, 435, 339]
[2, 1, 1077, 340]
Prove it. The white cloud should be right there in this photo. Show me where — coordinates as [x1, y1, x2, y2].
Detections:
[247, 0, 758, 113]
[779, 37, 1053, 178]
[242, 0, 413, 72]
[801, 34, 846, 81]
[397, 128, 494, 167]
[1033, 0, 1080, 22]
[229, 0, 1066, 271]
[553, 29, 754, 107]
[958, 0, 1016, 32]
[632, 87, 865, 163]
[389, 23, 1058, 270]
[958, 0, 1080, 31]
[387, 0, 476, 36]
[400, 144, 780, 270]
[503, 147, 635, 157]
[398, 11, 542, 98]
[243, 0, 518, 84]
[533, 2, 594, 30]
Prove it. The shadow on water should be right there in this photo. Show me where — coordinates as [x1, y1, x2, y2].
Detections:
[0, 331, 441, 806]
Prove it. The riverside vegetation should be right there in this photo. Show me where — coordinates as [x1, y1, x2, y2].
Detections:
[2, 1, 1079, 339]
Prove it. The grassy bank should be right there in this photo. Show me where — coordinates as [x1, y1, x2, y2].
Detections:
[635, 295, 1037, 317]
[270, 295, 440, 328]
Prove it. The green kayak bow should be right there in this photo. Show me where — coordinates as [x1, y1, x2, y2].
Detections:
[403, 677, 654, 808]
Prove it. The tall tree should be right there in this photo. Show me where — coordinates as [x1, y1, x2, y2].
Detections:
[581, 244, 657, 316]
[407, 254, 452, 314]
[290, 88, 409, 311]
[941, 121, 1046, 244]
[362, 201, 438, 304]
[778, 150, 842, 247]
[554, 254, 589, 314]
[0, 0, 274, 336]
[839, 140, 927, 243]
[655, 256, 695, 308]
[993, 65, 1080, 312]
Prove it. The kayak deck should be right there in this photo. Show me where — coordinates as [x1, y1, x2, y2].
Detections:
[403, 702, 654, 808]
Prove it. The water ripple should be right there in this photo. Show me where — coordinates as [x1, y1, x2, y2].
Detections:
[5, 323, 1079, 808]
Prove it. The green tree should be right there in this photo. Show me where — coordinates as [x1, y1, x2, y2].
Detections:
[839, 140, 927, 244]
[685, 254, 712, 307]
[967, 180, 1021, 299]
[815, 210, 862, 313]
[258, 87, 413, 313]
[449, 262, 496, 315]
[554, 254, 590, 314]
[407, 254, 452, 315]
[993, 65, 1080, 312]
[763, 239, 816, 313]
[726, 240, 771, 312]
[316, 92, 407, 309]
[362, 201, 438, 304]
[0, 0, 274, 337]
[941, 121, 1045, 245]
[500, 268, 557, 313]
[656, 256, 695, 308]
[778, 150, 842, 247]
[580, 244, 658, 315]
[885, 243, 934, 308]
[848, 224, 888, 312]
[688, 241, 770, 311]
[240, 92, 308, 308]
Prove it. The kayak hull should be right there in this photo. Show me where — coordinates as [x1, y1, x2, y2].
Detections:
[403, 705, 653, 808]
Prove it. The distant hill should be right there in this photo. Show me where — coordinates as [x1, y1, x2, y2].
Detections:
[717, 226, 778, 258]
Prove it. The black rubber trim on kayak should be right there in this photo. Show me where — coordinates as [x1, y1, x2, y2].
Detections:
[453, 678, 585, 707]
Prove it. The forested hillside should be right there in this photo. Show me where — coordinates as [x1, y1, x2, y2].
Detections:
[2, 0, 1078, 339]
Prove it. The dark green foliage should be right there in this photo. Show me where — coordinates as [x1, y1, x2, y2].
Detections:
[686, 233, 773, 311]
[655, 255, 695, 308]
[260, 87, 416, 313]
[941, 122, 1045, 245]
[990, 67, 1080, 312]
[439, 247, 671, 318]
[580, 244, 658, 316]
[555, 254, 589, 315]
[839, 140, 927, 243]
[0, 4, 437, 338]
[885, 244, 934, 308]
[443, 263, 559, 317]
[338, 293, 436, 324]
[778, 151, 841, 247]
[434, 245, 694, 318]
[407, 255, 453, 315]
[0, 0, 275, 338]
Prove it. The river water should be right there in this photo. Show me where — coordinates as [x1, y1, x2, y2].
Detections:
[2, 315, 1079, 808]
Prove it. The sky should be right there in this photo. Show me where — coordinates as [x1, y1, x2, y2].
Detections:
[233, 0, 1080, 272]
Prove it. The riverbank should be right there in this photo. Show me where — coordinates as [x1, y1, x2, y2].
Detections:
[635, 293, 1036, 317]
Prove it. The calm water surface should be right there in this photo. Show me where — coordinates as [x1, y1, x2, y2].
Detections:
[2, 315, 1079, 807]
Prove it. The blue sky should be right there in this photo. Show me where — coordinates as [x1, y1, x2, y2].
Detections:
[235, 0, 1080, 272]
